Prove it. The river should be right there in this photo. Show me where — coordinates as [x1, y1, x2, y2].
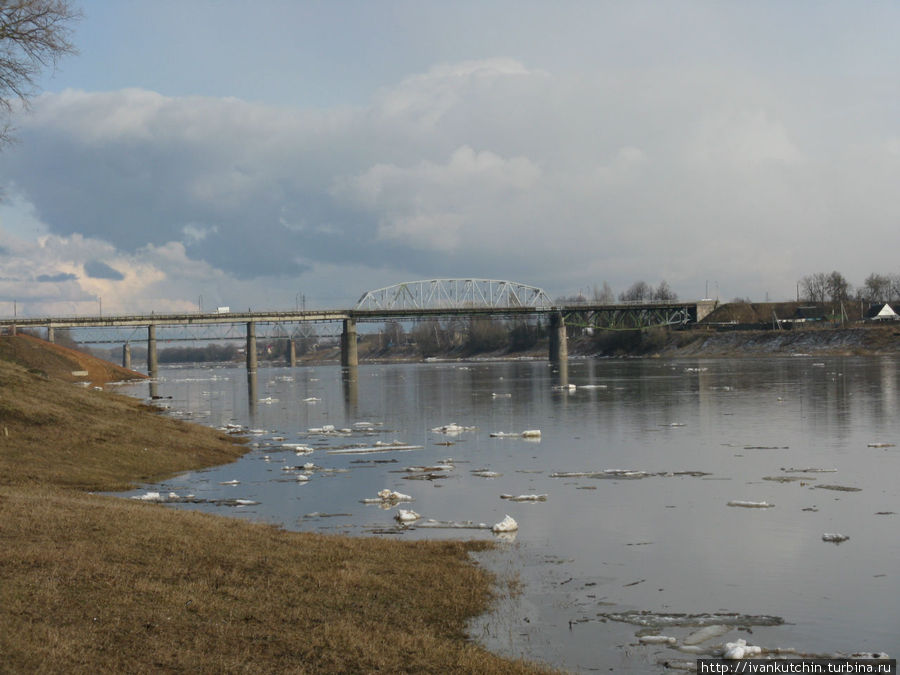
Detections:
[112, 355, 899, 672]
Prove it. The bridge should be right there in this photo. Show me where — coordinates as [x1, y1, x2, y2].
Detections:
[0, 279, 716, 378]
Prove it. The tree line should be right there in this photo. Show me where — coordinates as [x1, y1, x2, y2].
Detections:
[557, 279, 678, 304]
[799, 271, 900, 305]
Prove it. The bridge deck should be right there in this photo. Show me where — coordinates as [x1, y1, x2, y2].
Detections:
[0, 301, 706, 329]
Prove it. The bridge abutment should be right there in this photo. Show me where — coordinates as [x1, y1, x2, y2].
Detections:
[548, 312, 568, 363]
[147, 325, 158, 378]
[246, 322, 258, 373]
[341, 319, 358, 368]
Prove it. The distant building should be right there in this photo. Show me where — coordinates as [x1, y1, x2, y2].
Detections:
[866, 303, 900, 321]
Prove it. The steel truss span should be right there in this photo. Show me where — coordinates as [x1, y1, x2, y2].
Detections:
[356, 279, 553, 311]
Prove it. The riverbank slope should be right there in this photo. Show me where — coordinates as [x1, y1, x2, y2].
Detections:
[0, 336, 550, 674]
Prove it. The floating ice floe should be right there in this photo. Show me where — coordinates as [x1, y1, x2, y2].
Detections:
[431, 423, 477, 434]
[258, 397, 278, 404]
[491, 392, 512, 398]
[683, 624, 731, 645]
[684, 367, 708, 373]
[296, 474, 310, 482]
[638, 635, 677, 645]
[132, 491, 163, 501]
[814, 484, 862, 492]
[327, 443, 423, 455]
[219, 479, 240, 486]
[500, 494, 547, 502]
[404, 460, 454, 473]
[302, 397, 320, 403]
[552, 384, 576, 391]
[579, 384, 607, 390]
[723, 639, 762, 659]
[727, 500, 774, 508]
[489, 429, 542, 439]
[781, 467, 836, 473]
[472, 469, 502, 478]
[362, 489, 414, 505]
[307, 424, 336, 434]
[492, 514, 518, 532]
[394, 509, 420, 523]
[599, 611, 784, 628]
[418, 519, 491, 530]
[281, 443, 314, 454]
[822, 533, 850, 543]
[867, 442, 896, 448]
[551, 469, 710, 479]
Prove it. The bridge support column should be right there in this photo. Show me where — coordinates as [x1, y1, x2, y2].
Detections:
[147, 325, 158, 378]
[47, 326, 54, 343]
[548, 312, 568, 363]
[341, 319, 358, 368]
[288, 339, 297, 367]
[246, 322, 258, 374]
[122, 343, 132, 370]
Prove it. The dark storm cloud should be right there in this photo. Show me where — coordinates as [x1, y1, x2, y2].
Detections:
[84, 260, 125, 280]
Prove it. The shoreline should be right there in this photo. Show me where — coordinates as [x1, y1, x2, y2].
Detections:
[0, 338, 554, 674]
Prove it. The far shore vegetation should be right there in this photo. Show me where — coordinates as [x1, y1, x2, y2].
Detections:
[0, 334, 554, 674]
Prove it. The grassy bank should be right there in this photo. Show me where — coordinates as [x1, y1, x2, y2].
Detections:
[0, 337, 551, 674]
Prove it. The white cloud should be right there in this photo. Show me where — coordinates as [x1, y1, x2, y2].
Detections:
[2, 50, 900, 313]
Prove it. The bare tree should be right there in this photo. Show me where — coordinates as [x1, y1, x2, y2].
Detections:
[0, 0, 79, 145]
[619, 280, 651, 303]
[825, 270, 851, 304]
[800, 273, 828, 303]
[592, 281, 614, 304]
[652, 280, 678, 302]
[860, 273, 892, 304]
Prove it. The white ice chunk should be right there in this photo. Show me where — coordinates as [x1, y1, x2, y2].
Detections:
[723, 639, 761, 659]
[132, 491, 163, 501]
[219, 479, 240, 486]
[373, 489, 413, 503]
[638, 635, 677, 645]
[822, 533, 850, 543]
[500, 494, 548, 502]
[492, 514, 519, 533]
[394, 509, 421, 523]
[431, 423, 477, 434]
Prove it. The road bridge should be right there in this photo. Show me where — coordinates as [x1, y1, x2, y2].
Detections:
[0, 279, 716, 378]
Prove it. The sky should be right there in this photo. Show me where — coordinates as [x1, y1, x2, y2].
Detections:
[2, 0, 900, 316]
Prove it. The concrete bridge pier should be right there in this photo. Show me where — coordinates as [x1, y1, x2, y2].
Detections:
[548, 312, 568, 363]
[246, 322, 258, 374]
[47, 326, 54, 343]
[122, 343, 132, 370]
[288, 339, 297, 367]
[147, 325, 158, 378]
[341, 319, 358, 368]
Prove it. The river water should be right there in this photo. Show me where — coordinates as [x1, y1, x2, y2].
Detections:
[112, 356, 899, 672]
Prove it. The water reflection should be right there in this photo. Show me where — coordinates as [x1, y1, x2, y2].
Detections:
[341, 366, 358, 416]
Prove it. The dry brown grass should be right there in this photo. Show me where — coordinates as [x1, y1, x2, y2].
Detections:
[0, 344, 553, 674]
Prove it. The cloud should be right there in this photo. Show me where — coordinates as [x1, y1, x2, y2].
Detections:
[84, 261, 125, 280]
[37, 272, 78, 283]
[2, 54, 900, 313]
